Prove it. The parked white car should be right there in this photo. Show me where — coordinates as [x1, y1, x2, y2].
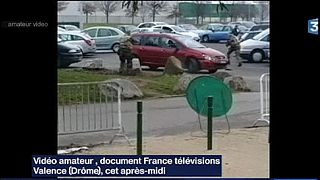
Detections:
[178, 24, 212, 38]
[130, 27, 164, 34]
[137, 22, 168, 28]
[152, 25, 200, 41]
[58, 26, 66, 32]
[240, 28, 269, 62]
[58, 31, 96, 54]
[58, 25, 81, 33]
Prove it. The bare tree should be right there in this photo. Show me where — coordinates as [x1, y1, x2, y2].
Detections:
[124, 7, 138, 25]
[122, 1, 143, 13]
[146, 1, 168, 22]
[98, 1, 118, 23]
[80, 2, 97, 23]
[194, 1, 207, 25]
[121, 1, 228, 24]
[200, 1, 211, 24]
[121, 1, 228, 15]
[258, 1, 269, 21]
[166, 3, 182, 25]
[138, 5, 149, 23]
[121, 1, 141, 24]
[228, 2, 259, 22]
[228, 2, 243, 22]
[58, 1, 69, 12]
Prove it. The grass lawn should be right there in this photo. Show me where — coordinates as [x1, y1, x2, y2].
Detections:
[58, 69, 183, 99]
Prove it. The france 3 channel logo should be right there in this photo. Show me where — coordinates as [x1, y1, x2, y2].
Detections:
[308, 18, 318, 35]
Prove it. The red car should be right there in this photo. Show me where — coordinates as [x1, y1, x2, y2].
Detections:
[131, 33, 229, 73]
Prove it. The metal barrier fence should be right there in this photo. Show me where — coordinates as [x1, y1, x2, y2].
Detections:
[58, 81, 125, 138]
[253, 73, 269, 126]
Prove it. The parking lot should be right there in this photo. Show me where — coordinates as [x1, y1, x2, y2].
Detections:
[71, 42, 269, 92]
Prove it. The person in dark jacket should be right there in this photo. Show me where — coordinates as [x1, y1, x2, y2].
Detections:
[231, 25, 240, 36]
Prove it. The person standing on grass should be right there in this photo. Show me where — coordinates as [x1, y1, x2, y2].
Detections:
[117, 36, 134, 75]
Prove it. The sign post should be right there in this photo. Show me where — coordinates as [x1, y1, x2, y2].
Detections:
[186, 76, 233, 150]
[207, 96, 213, 150]
[137, 101, 143, 155]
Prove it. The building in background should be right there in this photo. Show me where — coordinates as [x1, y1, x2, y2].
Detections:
[58, 1, 269, 28]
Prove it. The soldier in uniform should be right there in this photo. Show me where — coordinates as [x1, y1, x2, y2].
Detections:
[117, 36, 134, 75]
[226, 34, 242, 67]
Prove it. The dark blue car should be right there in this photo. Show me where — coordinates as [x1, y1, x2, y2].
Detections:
[200, 25, 233, 43]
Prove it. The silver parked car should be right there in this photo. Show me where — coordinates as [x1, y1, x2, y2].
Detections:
[82, 26, 125, 53]
[58, 31, 96, 55]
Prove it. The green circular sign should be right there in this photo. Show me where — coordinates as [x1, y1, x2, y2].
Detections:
[186, 76, 233, 117]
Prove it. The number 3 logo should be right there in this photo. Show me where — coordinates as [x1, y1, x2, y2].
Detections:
[310, 21, 318, 32]
[308, 19, 318, 35]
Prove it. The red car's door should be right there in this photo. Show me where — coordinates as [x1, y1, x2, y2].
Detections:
[137, 36, 163, 66]
[158, 37, 185, 65]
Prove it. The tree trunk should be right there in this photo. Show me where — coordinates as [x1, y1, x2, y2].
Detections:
[174, 16, 177, 25]
[106, 13, 109, 23]
[248, 5, 251, 21]
[152, 9, 156, 22]
[131, 12, 134, 24]
[86, 13, 88, 23]
[196, 16, 199, 25]
[260, 5, 265, 21]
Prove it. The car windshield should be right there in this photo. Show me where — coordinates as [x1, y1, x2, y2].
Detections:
[176, 36, 205, 48]
[171, 26, 187, 32]
[242, 22, 256, 28]
[125, 25, 136, 31]
[156, 22, 168, 25]
[209, 24, 223, 30]
[250, 25, 269, 31]
[253, 29, 269, 40]
[238, 25, 248, 31]
[180, 24, 198, 30]
[214, 26, 225, 31]
[67, 26, 80, 31]
[152, 28, 163, 32]
[82, 33, 92, 39]
[58, 27, 66, 31]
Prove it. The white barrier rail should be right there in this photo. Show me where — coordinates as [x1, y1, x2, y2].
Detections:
[252, 73, 269, 126]
[58, 81, 130, 144]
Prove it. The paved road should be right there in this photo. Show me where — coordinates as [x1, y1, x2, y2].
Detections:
[58, 92, 266, 147]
